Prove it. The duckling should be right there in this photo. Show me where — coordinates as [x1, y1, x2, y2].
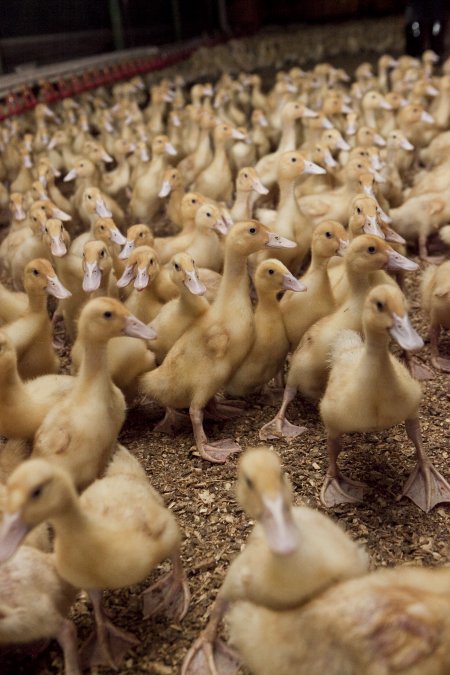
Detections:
[0, 331, 73, 441]
[2, 259, 70, 380]
[225, 260, 306, 398]
[130, 135, 177, 222]
[69, 188, 126, 257]
[320, 284, 450, 512]
[117, 246, 163, 323]
[158, 166, 184, 227]
[8, 192, 27, 232]
[119, 223, 155, 261]
[361, 90, 392, 129]
[421, 258, 450, 373]
[150, 253, 208, 366]
[183, 203, 227, 273]
[0, 543, 80, 675]
[10, 142, 34, 195]
[281, 221, 348, 350]
[260, 236, 418, 441]
[177, 110, 216, 187]
[193, 123, 245, 203]
[0, 447, 190, 669]
[31, 297, 155, 490]
[101, 138, 135, 204]
[139, 221, 295, 463]
[250, 108, 270, 159]
[182, 447, 368, 675]
[154, 192, 207, 264]
[37, 158, 73, 219]
[230, 167, 269, 222]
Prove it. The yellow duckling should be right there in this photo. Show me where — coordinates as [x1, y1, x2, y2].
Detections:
[119, 222, 155, 260]
[130, 134, 177, 222]
[69, 187, 126, 257]
[182, 447, 368, 674]
[158, 166, 185, 227]
[260, 236, 418, 441]
[8, 192, 27, 233]
[230, 167, 268, 222]
[183, 203, 227, 273]
[36, 157, 74, 218]
[117, 246, 163, 323]
[31, 297, 154, 490]
[421, 254, 450, 373]
[0, 331, 73, 441]
[225, 259, 306, 398]
[150, 252, 208, 366]
[0, 446, 190, 669]
[139, 221, 295, 463]
[2, 259, 70, 379]
[177, 109, 216, 187]
[154, 192, 207, 264]
[320, 284, 450, 512]
[281, 220, 348, 350]
[193, 123, 245, 202]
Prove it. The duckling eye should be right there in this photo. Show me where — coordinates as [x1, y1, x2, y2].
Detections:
[30, 486, 43, 499]
[206, 212, 211, 217]
[174, 262, 180, 271]
[356, 207, 361, 214]
[103, 311, 112, 318]
[150, 258, 154, 265]
[100, 225, 104, 230]
[291, 157, 297, 163]
[245, 475, 254, 489]
[248, 226, 257, 234]
[32, 268, 39, 276]
[268, 268, 275, 275]
[368, 246, 376, 253]
[191, 199, 197, 204]
[376, 301, 384, 311]
[100, 250, 105, 257]
[392, 134, 397, 139]
[87, 194, 92, 200]
[325, 231, 332, 238]
[243, 173, 248, 178]
[413, 107, 418, 113]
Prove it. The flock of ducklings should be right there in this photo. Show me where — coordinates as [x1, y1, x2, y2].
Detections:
[0, 45, 449, 675]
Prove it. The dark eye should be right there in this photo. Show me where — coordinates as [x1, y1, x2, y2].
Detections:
[268, 268, 274, 275]
[249, 226, 256, 234]
[291, 157, 297, 163]
[150, 258, 154, 264]
[100, 250, 105, 257]
[103, 311, 112, 318]
[368, 246, 376, 253]
[245, 475, 254, 489]
[87, 195, 92, 200]
[376, 301, 384, 311]
[244, 173, 248, 178]
[356, 207, 361, 214]
[174, 262, 180, 271]
[100, 225, 104, 230]
[31, 486, 42, 499]
[191, 199, 196, 204]
[206, 212, 211, 217]
[32, 268, 39, 276]
[325, 231, 332, 238]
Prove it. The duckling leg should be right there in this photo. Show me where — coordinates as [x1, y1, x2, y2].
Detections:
[320, 436, 369, 508]
[181, 596, 241, 675]
[404, 351, 435, 380]
[79, 590, 139, 670]
[190, 406, 242, 464]
[400, 418, 450, 512]
[430, 324, 450, 373]
[56, 618, 82, 675]
[259, 385, 306, 441]
[142, 551, 190, 621]
[154, 407, 190, 434]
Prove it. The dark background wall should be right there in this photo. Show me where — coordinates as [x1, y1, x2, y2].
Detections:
[0, 0, 406, 73]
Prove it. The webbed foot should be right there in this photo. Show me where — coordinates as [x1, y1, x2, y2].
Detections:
[79, 618, 139, 670]
[143, 564, 190, 622]
[259, 415, 306, 441]
[431, 355, 450, 373]
[154, 408, 190, 435]
[195, 439, 243, 464]
[400, 461, 450, 512]
[181, 635, 241, 675]
[408, 358, 435, 380]
[320, 472, 368, 508]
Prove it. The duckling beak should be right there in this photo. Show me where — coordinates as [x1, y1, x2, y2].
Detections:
[134, 267, 149, 291]
[24, 155, 32, 169]
[377, 208, 392, 224]
[83, 262, 102, 292]
[64, 168, 77, 182]
[385, 249, 419, 271]
[363, 216, 385, 238]
[47, 136, 58, 150]
[426, 85, 439, 96]
[389, 313, 424, 350]
[95, 199, 112, 218]
[39, 175, 47, 188]
[282, 273, 307, 292]
[384, 227, 406, 244]
[0, 511, 30, 562]
[421, 111, 435, 124]
[119, 240, 135, 260]
[184, 271, 206, 295]
[258, 114, 269, 127]
[374, 133, 386, 146]
[336, 137, 350, 151]
[165, 142, 177, 156]
[337, 238, 349, 256]
[109, 227, 127, 246]
[123, 315, 157, 340]
[266, 233, 296, 249]
[400, 138, 414, 151]
[117, 265, 135, 287]
[231, 129, 246, 140]
[46, 274, 71, 298]
[252, 177, 269, 195]
[13, 204, 26, 221]
[302, 106, 317, 118]
[260, 495, 298, 556]
[159, 180, 172, 198]
[140, 148, 150, 162]
[322, 116, 333, 129]
[324, 151, 337, 168]
[303, 160, 326, 175]
[51, 207, 71, 222]
[213, 218, 229, 236]
[341, 104, 354, 114]
[372, 169, 385, 183]
[49, 235, 68, 257]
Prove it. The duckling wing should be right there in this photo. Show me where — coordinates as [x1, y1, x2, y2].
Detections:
[299, 199, 330, 219]
[328, 329, 363, 368]
[256, 208, 276, 228]
[205, 323, 230, 359]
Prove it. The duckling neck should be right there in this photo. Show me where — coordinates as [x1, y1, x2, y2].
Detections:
[27, 290, 47, 314]
[278, 176, 296, 204]
[76, 337, 109, 387]
[232, 189, 252, 221]
[277, 119, 296, 153]
[214, 248, 249, 309]
[210, 138, 227, 168]
[363, 108, 378, 129]
[364, 329, 392, 363]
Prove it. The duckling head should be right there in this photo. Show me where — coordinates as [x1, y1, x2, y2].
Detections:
[83, 140, 113, 164]
[180, 192, 206, 222]
[0, 459, 76, 562]
[227, 220, 296, 256]
[169, 252, 206, 295]
[313, 220, 348, 257]
[310, 143, 337, 170]
[237, 447, 298, 556]
[82, 187, 113, 219]
[43, 218, 69, 257]
[9, 193, 26, 221]
[77, 296, 156, 342]
[386, 129, 414, 152]
[236, 167, 268, 195]
[278, 151, 326, 180]
[119, 224, 154, 260]
[349, 195, 385, 239]
[82, 241, 112, 292]
[117, 245, 160, 291]
[345, 235, 418, 274]
[321, 128, 350, 152]
[159, 167, 182, 198]
[364, 284, 424, 350]
[24, 258, 71, 299]
[92, 217, 126, 246]
[152, 134, 177, 157]
[255, 259, 306, 295]
[195, 203, 228, 235]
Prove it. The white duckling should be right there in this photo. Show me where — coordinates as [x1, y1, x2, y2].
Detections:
[139, 221, 295, 463]
[31, 297, 154, 490]
[182, 447, 368, 674]
[0, 446, 189, 670]
[320, 284, 449, 512]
